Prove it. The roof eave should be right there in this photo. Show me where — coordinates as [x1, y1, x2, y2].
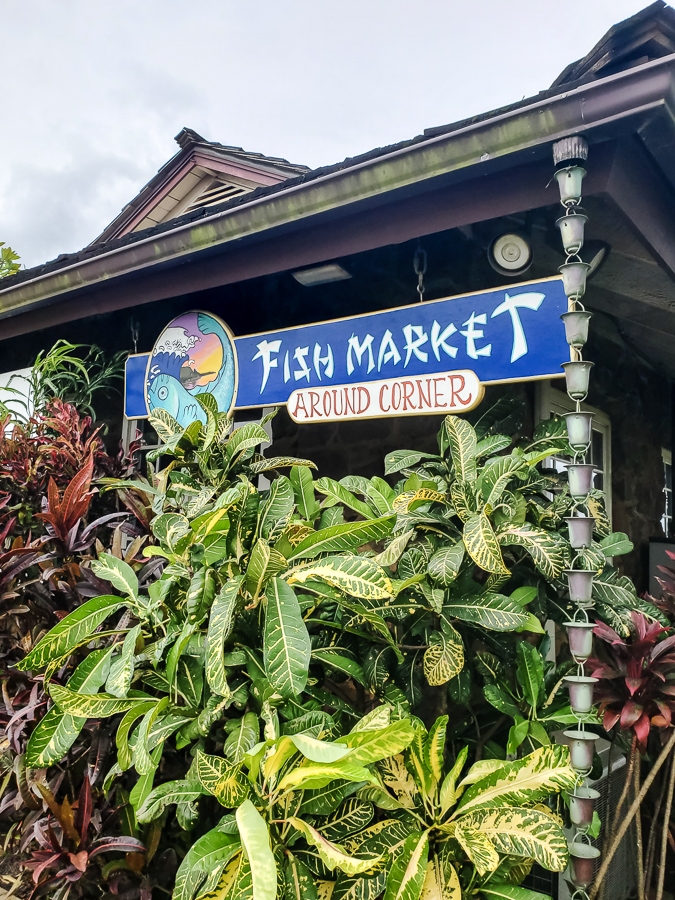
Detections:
[3, 53, 675, 323]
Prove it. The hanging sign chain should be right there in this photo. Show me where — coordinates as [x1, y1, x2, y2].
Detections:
[414, 243, 427, 302]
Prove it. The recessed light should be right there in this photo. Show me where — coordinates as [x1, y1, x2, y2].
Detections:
[292, 264, 351, 286]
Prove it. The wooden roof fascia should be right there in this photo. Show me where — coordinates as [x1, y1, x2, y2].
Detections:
[2, 53, 675, 329]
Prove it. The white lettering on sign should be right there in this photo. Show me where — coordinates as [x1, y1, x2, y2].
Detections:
[287, 370, 483, 423]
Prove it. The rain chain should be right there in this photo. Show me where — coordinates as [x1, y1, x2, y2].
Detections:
[552, 136, 602, 896]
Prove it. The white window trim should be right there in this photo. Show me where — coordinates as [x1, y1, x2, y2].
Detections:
[535, 381, 612, 524]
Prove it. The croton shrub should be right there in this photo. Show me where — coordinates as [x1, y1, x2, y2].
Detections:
[0, 399, 641, 900]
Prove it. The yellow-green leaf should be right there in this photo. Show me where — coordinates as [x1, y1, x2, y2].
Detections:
[206, 575, 244, 697]
[498, 524, 567, 580]
[287, 817, 382, 876]
[454, 825, 499, 876]
[236, 799, 276, 900]
[195, 751, 248, 806]
[457, 807, 569, 871]
[445, 416, 477, 482]
[420, 856, 461, 900]
[463, 513, 510, 575]
[383, 831, 429, 900]
[424, 628, 464, 686]
[287, 555, 392, 601]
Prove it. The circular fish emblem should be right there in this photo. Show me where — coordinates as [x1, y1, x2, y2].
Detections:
[145, 311, 237, 428]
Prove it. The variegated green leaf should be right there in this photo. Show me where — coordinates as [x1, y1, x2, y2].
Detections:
[264, 577, 311, 698]
[224, 713, 260, 764]
[249, 456, 317, 474]
[284, 855, 318, 900]
[91, 553, 139, 599]
[173, 828, 241, 900]
[259, 475, 295, 540]
[195, 751, 248, 806]
[26, 648, 112, 767]
[132, 699, 169, 775]
[278, 759, 377, 792]
[442, 594, 529, 632]
[116, 700, 156, 771]
[454, 825, 499, 876]
[378, 755, 421, 810]
[288, 516, 396, 561]
[424, 716, 448, 783]
[336, 720, 416, 765]
[384, 450, 439, 475]
[226, 423, 270, 462]
[498, 524, 567, 580]
[457, 807, 568, 871]
[312, 648, 366, 685]
[424, 627, 464, 686]
[49, 684, 159, 718]
[149, 408, 181, 440]
[152, 512, 191, 549]
[236, 799, 276, 900]
[445, 416, 477, 482]
[516, 642, 544, 709]
[106, 624, 141, 698]
[136, 780, 203, 823]
[16, 595, 127, 671]
[480, 455, 528, 506]
[383, 831, 429, 900]
[374, 529, 415, 567]
[287, 817, 382, 876]
[288, 555, 393, 601]
[316, 477, 375, 519]
[290, 465, 320, 520]
[289, 733, 352, 763]
[439, 745, 468, 816]
[246, 540, 286, 601]
[320, 799, 374, 842]
[332, 871, 385, 900]
[454, 746, 576, 815]
[463, 513, 510, 575]
[393, 489, 447, 513]
[206, 575, 245, 696]
[420, 856, 461, 900]
[427, 544, 464, 586]
[449, 480, 476, 523]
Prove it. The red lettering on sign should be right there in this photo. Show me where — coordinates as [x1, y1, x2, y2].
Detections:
[293, 392, 308, 418]
[332, 389, 343, 416]
[416, 378, 432, 409]
[309, 392, 322, 418]
[449, 374, 471, 407]
[401, 381, 415, 411]
[344, 388, 355, 416]
[357, 386, 371, 414]
[433, 378, 447, 408]
[379, 384, 390, 412]
[391, 382, 401, 410]
[323, 391, 332, 417]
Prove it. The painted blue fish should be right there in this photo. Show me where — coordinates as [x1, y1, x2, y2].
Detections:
[193, 313, 236, 413]
[147, 373, 207, 428]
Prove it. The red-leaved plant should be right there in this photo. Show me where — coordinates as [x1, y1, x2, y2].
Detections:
[591, 611, 675, 750]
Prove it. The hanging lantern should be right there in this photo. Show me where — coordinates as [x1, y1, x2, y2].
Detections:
[554, 165, 587, 207]
[567, 463, 596, 499]
[568, 842, 601, 888]
[565, 569, 595, 605]
[563, 410, 594, 451]
[564, 514, 595, 549]
[564, 620, 596, 661]
[563, 729, 599, 772]
[564, 674, 599, 714]
[561, 309, 592, 348]
[561, 360, 594, 400]
[560, 260, 592, 300]
[569, 787, 600, 830]
[556, 209, 587, 255]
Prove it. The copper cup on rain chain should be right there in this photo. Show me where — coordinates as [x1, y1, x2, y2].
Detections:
[564, 675, 599, 714]
[560, 261, 591, 300]
[563, 411, 594, 452]
[568, 842, 600, 888]
[565, 569, 595, 606]
[563, 729, 599, 773]
[556, 210, 587, 255]
[555, 166, 586, 207]
[564, 621, 596, 662]
[561, 360, 594, 401]
[567, 464, 596, 499]
[561, 310, 592, 348]
[569, 787, 600, 830]
[564, 514, 595, 549]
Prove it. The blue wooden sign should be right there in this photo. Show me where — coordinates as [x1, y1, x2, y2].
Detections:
[124, 276, 569, 423]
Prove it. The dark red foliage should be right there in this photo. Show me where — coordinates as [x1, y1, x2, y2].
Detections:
[591, 610, 675, 751]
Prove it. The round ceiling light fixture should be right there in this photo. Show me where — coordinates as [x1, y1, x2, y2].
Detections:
[488, 233, 533, 277]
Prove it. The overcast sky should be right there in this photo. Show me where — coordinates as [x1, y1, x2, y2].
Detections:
[0, 0, 655, 269]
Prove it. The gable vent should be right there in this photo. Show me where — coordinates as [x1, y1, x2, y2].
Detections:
[183, 178, 251, 213]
